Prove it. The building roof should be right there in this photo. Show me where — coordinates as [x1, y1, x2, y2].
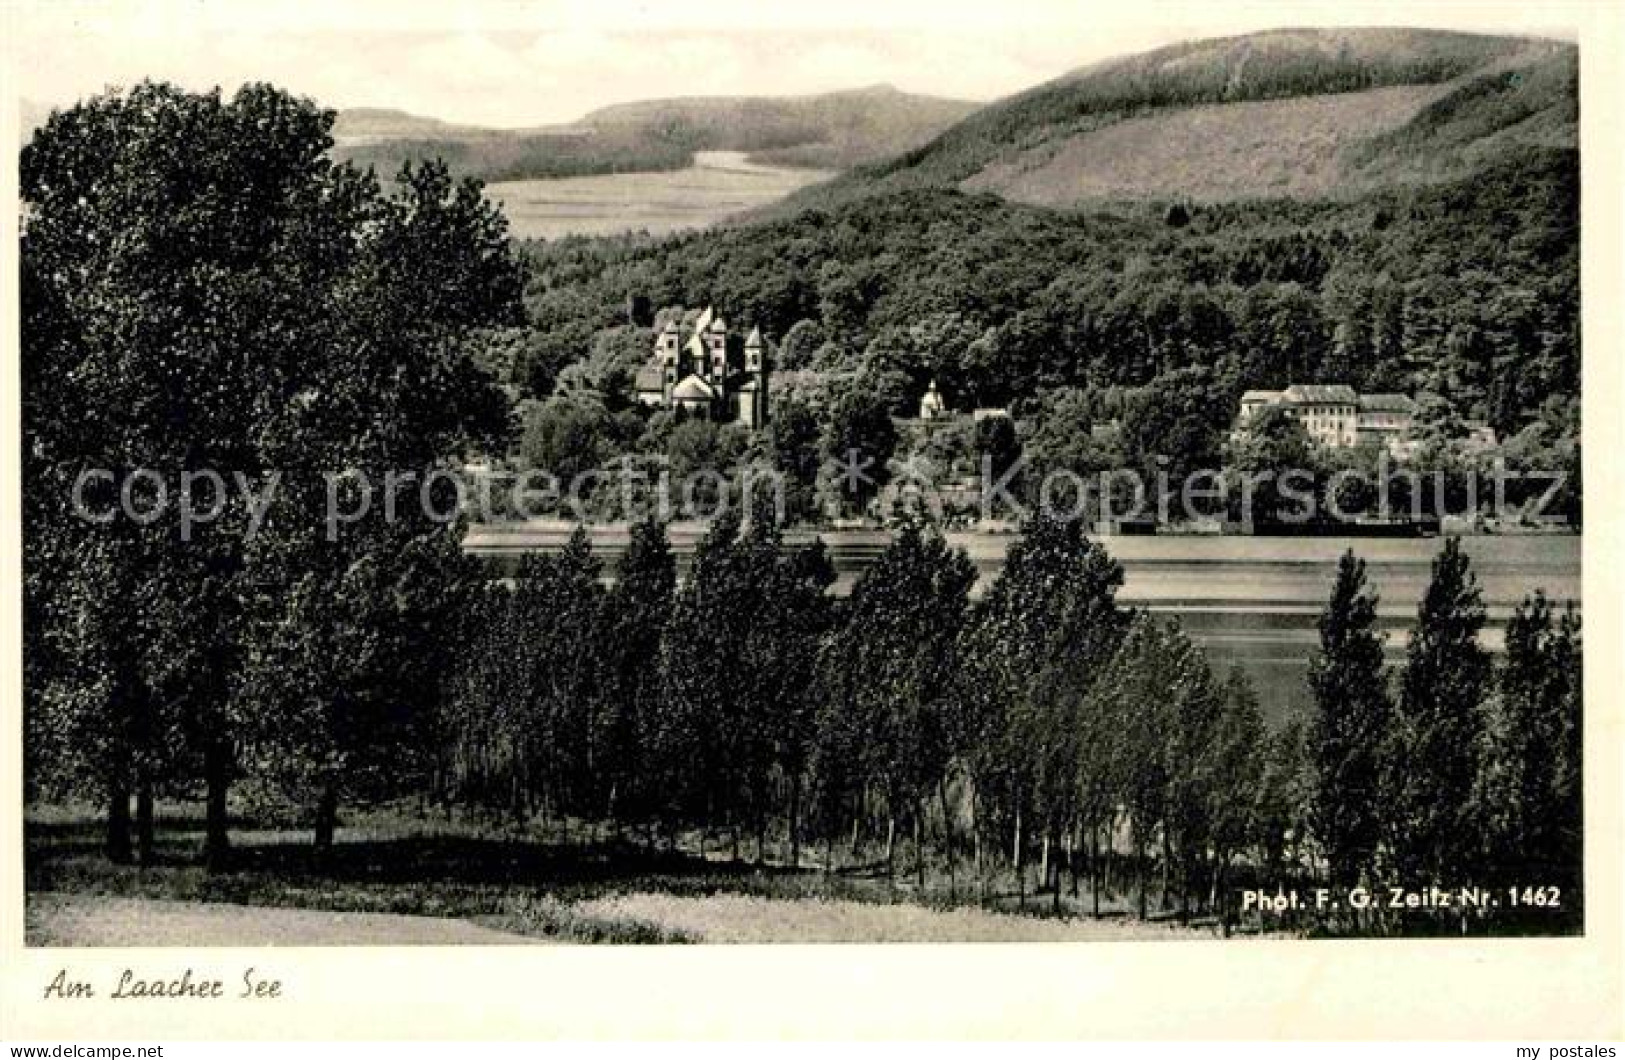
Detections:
[746, 326, 763, 347]
[1240, 390, 1283, 403]
[671, 375, 718, 402]
[1359, 393, 1418, 413]
[634, 365, 665, 392]
[1284, 384, 1358, 405]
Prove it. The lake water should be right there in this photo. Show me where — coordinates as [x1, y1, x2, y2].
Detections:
[464, 525, 1581, 722]
[484, 151, 834, 241]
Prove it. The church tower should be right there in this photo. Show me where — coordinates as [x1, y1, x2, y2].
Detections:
[738, 326, 768, 429]
[705, 309, 728, 388]
[656, 320, 681, 403]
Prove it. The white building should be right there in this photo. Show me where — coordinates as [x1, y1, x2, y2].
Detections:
[1237, 384, 1418, 453]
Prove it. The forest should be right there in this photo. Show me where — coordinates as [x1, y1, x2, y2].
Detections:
[509, 147, 1577, 432]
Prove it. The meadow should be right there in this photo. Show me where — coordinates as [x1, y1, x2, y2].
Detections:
[25, 802, 1232, 946]
[484, 151, 833, 240]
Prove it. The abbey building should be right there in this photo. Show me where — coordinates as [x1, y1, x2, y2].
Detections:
[634, 308, 769, 429]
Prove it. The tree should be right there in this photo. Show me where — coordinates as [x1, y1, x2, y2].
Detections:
[1093, 615, 1173, 919]
[1307, 551, 1392, 886]
[1209, 670, 1267, 925]
[1384, 537, 1491, 881]
[821, 386, 898, 518]
[598, 517, 677, 829]
[1474, 593, 1582, 897]
[819, 518, 975, 883]
[1119, 366, 1232, 515]
[656, 508, 832, 854]
[23, 82, 522, 864]
[520, 394, 619, 489]
[952, 513, 1125, 902]
[974, 415, 1024, 517]
[768, 398, 823, 525]
[1224, 405, 1318, 525]
[778, 319, 825, 370]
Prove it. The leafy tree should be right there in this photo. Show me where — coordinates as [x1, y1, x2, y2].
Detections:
[656, 509, 832, 854]
[1255, 720, 1310, 876]
[1120, 366, 1232, 513]
[1224, 405, 1318, 525]
[821, 387, 898, 518]
[819, 519, 975, 882]
[23, 82, 519, 864]
[1307, 551, 1392, 885]
[952, 513, 1125, 900]
[1384, 537, 1491, 881]
[520, 394, 619, 488]
[1092, 615, 1173, 918]
[597, 517, 677, 826]
[1209, 670, 1268, 922]
[974, 415, 1024, 516]
[529, 528, 607, 827]
[778, 319, 825, 370]
[1474, 593, 1582, 896]
[768, 398, 823, 524]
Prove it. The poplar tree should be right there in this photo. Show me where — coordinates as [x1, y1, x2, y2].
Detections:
[1307, 551, 1392, 886]
[952, 513, 1124, 899]
[1474, 593, 1583, 893]
[1385, 537, 1490, 880]
[599, 517, 677, 830]
[819, 518, 975, 882]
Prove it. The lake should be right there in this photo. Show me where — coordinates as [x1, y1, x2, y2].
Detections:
[484, 151, 833, 241]
[464, 525, 1581, 722]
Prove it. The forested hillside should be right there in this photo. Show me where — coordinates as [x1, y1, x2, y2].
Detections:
[331, 85, 976, 182]
[514, 145, 1577, 437]
[766, 29, 1575, 214]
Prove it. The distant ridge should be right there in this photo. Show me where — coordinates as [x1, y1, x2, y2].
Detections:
[330, 85, 978, 182]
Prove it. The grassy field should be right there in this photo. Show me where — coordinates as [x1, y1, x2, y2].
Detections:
[485, 151, 832, 240]
[25, 801, 1235, 946]
[962, 83, 1452, 205]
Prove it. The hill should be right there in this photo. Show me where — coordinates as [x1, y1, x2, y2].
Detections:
[514, 145, 1576, 437]
[766, 28, 1576, 214]
[331, 85, 977, 182]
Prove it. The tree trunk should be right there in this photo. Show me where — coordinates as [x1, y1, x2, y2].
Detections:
[1050, 831, 1061, 913]
[938, 779, 956, 901]
[913, 805, 924, 891]
[1136, 832, 1149, 920]
[1065, 826, 1077, 899]
[313, 786, 338, 853]
[136, 781, 156, 866]
[203, 740, 230, 871]
[970, 784, 984, 903]
[1011, 803, 1023, 866]
[788, 777, 802, 870]
[885, 813, 896, 884]
[106, 785, 132, 864]
[1015, 806, 1026, 909]
[1091, 825, 1102, 918]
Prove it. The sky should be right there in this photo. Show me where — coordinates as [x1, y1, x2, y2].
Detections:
[7, 0, 1583, 129]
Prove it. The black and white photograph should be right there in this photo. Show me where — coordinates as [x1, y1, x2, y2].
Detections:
[2, 0, 1620, 1043]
